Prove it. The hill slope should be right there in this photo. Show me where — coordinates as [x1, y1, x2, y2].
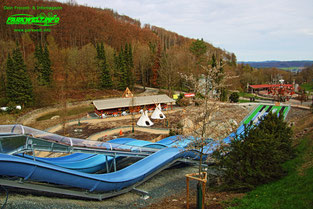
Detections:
[239, 61, 313, 69]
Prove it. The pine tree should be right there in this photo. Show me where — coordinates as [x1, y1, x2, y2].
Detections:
[126, 43, 134, 88]
[100, 47, 112, 89]
[6, 47, 33, 106]
[95, 42, 112, 89]
[42, 44, 52, 85]
[118, 51, 128, 90]
[114, 44, 134, 90]
[213, 112, 293, 191]
[34, 43, 52, 86]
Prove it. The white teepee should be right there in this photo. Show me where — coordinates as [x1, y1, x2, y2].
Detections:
[137, 110, 154, 126]
[151, 104, 166, 119]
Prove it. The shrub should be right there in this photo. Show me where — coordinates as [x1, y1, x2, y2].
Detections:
[0, 97, 9, 107]
[220, 88, 228, 102]
[229, 92, 239, 103]
[177, 97, 190, 107]
[213, 112, 293, 191]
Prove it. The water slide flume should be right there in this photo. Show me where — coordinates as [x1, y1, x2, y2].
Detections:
[0, 104, 290, 199]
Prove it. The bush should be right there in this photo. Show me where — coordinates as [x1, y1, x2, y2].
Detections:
[229, 92, 239, 103]
[177, 97, 190, 107]
[0, 97, 9, 107]
[220, 88, 228, 102]
[213, 112, 293, 191]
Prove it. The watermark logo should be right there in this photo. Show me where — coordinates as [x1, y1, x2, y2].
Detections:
[6, 12, 60, 26]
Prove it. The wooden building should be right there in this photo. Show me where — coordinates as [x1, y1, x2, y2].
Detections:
[93, 94, 175, 118]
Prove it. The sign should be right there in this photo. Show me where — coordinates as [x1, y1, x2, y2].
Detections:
[6, 12, 60, 26]
[184, 93, 195, 98]
[173, 94, 179, 100]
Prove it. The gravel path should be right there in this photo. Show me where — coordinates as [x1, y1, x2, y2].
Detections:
[46, 109, 180, 133]
[88, 127, 169, 140]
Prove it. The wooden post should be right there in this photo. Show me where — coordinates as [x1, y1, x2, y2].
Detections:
[202, 182, 205, 209]
[186, 177, 190, 209]
[186, 172, 207, 209]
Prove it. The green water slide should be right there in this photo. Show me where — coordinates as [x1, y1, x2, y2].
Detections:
[243, 105, 264, 125]
[271, 106, 282, 115]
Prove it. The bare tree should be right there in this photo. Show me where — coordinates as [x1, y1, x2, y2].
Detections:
[159, 50, 181, 97]
[180, 58, 234, 177]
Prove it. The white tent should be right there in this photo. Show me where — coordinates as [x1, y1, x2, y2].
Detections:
[151, 104, 166, 119]
[137, 110, 154, 127]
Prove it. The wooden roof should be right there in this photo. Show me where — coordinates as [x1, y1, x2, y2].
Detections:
[93, 94, 175, 110]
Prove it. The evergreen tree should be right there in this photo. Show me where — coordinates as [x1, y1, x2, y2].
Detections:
[189, 38, 207, 65]
[35, 43, 52, 86]
[96, 43, 100, 59]
[0, 61, 7, 99]
[213, 112, 293, 191]
[114, 44, 134, 90]
[95, 42, 112, 89]
[118, 51, 128, 90]
[127, 43, 134, 68]
[42, 44, 52, 85]
[126, 43, 134, 88]
[99, 43, 105, 59]
[229, 92, 239, 103]
[6, 47, 33, 106]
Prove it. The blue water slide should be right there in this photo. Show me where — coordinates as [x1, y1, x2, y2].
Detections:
[0, 147, 191, 193]
[17, 137, 139, 173]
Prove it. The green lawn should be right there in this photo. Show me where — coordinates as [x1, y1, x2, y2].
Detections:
[228, 134, 313, 209]
[238, 92, 254, 98]
[300, 82, 313, 92]
[279, 67, 300, 71]
[238, 92, 272, 101]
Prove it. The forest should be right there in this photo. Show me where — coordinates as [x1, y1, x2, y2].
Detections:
[0, 0, 312, 108]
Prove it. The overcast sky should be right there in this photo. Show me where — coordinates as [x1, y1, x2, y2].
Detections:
[58, 0, 313, 61]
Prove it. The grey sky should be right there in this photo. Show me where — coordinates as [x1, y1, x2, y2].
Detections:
[58, 0, 313, 61]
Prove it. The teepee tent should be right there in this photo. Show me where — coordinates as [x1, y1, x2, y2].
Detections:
[151, 104, 166, 119]
[137, 110, 154, 127]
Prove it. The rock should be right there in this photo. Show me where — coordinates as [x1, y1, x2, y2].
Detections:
[51, 115, 60, 120]
[229, 119, 238, 126]
[142, 195, 149, 200]
[182, 118, 195, 135]
[172, 199, 178, 202]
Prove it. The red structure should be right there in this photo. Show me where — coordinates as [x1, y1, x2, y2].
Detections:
[249, 84, 295, 102]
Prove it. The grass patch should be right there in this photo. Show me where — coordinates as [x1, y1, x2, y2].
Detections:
[300, 82, 313, 92]
[239, 99, 259, 103]
[228, 133, 313, 209]
[36, 105, 94, 121]
[238, 92, 272, 101]
[238, 92, 254, 98]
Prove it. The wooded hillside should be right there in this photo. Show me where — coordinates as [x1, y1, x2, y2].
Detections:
[0, 0, 237, 107]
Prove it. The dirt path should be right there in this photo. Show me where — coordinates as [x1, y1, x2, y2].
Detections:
[17, 101, 93, 126]
[87, 126, 169, 140]
[46, 109, 180, 133]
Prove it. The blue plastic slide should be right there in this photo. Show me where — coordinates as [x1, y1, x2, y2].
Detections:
[0, 147, 192, 192]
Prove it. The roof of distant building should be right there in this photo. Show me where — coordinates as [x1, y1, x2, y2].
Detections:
[249, 84, 293, 89]
[93, 94, 175, 110]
